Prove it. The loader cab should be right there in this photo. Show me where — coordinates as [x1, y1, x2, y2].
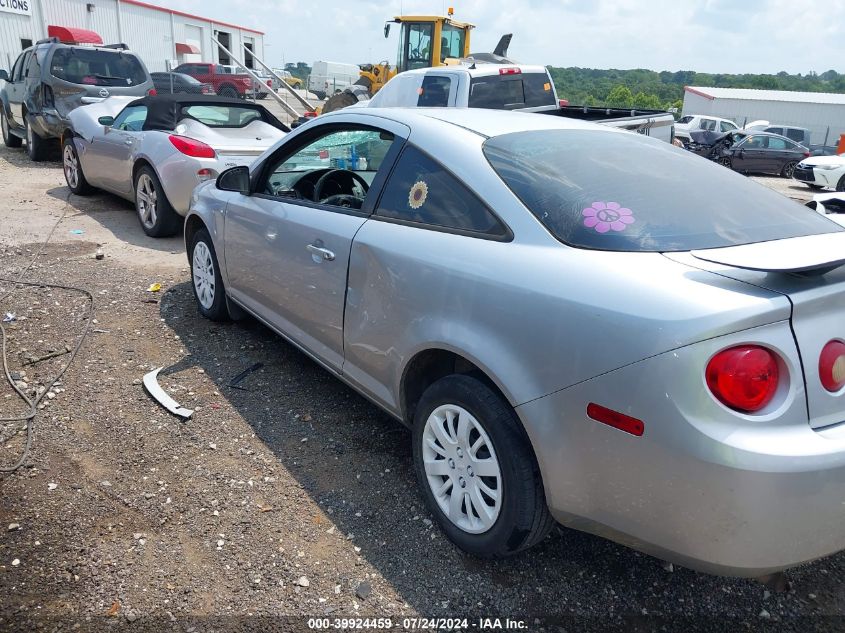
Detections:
[389, 16, 473, 73]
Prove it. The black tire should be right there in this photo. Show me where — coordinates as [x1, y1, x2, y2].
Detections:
[256, 92, 267, 100]
[837, 175, 845, 193]
[718, 156, 732, 170]
[133, 166, 181, 238]
[219, 85, 238, 98]
[806, 183, 825, 190]
[1, 109, 22, 148]
[25, 117, 51, 162]
[781, 161, 797, 179]
[189, 227, 229, 321]
[62, 137, 94, 195]
[412, 374, 554, 557]
[321, 91, 360, 114]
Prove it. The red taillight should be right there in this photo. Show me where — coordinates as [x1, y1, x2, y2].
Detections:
[147, 88, 157, 96]
[499, 67, 521, 75]
[804, 151, 811, 157]
[168, 135, 216, 158]
[559, 99, 569, 107]
[706, 345, 779, 413]
[819, 340, 845, 392]
[586, 403, 644, 436]
[266, 79, 272, 86]
[303, 111, 317, 118]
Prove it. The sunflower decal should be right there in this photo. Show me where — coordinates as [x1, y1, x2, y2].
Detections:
[408, 181, 429, 209]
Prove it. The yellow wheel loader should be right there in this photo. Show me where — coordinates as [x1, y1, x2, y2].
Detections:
[322, 12, 482, 113]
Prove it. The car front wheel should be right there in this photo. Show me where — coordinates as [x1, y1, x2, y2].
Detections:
[62, 137, 94, 195]
[189, 227, 229, 321]
[412, 374, 554, 557]
[718, 157, 733, 169]
[1, 110, 21, 148]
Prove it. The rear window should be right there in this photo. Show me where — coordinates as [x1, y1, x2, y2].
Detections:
[180, 105, 262, 128]
[483, 130, 842, 252]
[468, 72, 555, 110]
[50, 48, 147, 86]
[786, 128, 806, 143]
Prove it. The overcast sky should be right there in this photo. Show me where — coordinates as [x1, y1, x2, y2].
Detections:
[168, 0, 845, 75]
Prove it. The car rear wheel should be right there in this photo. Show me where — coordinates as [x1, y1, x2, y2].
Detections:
[412, 374, 554, 557]
[62, 137, 94, 195]
[1, 110, 22, 148]
[25, 118, 50, 162]
[134, 166, 181, 238]
[189, 227, 229, 321]
[781, 161, 797, 178]
[837, 175, 845, 192]
[219, 85, 238, 98]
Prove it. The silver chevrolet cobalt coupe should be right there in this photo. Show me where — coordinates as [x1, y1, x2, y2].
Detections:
[186, 107, 845, 576]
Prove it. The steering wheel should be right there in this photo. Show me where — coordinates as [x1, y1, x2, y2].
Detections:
[313, 168, 370, 205]
[321, 194, 364, 209]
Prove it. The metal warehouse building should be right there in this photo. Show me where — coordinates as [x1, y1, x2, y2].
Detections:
[0, 0, 264, 74]
[683, 86, 845, 148]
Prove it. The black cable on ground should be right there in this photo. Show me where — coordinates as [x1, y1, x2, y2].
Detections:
[0, 194, 94, 472]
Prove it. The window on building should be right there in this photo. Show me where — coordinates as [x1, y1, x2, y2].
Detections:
[20, 39, 32, 51]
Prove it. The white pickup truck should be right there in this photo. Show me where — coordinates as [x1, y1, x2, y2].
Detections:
[362, 64, 676, 143]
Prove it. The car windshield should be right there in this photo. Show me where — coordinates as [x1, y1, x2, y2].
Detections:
[180, 105, 263, 128]
[483, 129, 842, 252]
[50, 48, 147, 86]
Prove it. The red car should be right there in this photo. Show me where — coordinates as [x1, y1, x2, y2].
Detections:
[173, 63, 254, 99]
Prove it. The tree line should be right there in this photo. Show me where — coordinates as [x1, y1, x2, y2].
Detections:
[547, 67, 845, 111]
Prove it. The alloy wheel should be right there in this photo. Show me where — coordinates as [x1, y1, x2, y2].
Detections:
[63, 144, 79, 189]
[783, 162, 796, 178]
[192, 241, 216, 310]
[718, 157, 732, 169]
[136, 173, 158, 229]
[421, 404, 502, 534]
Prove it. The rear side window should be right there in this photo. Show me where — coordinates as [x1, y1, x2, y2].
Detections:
[50, 48, 147, 86]
[483, 129, 841, 252]
[417, 75, 451, 107]
[677, 116, 693, 124]
[767, 127, 784, 136]
[377, 146, 508, 238]
[469, 72, 555, 109]
[768, 137, 790, 150]
[786, 128, 805, 143]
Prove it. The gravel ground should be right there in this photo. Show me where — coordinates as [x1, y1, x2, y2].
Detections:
[1, 144, 844, 633]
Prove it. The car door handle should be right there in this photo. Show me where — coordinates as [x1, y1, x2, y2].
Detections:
[306, 244, 335, 261]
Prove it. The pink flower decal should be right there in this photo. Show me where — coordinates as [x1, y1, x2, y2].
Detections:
[582, 201, 635, 233]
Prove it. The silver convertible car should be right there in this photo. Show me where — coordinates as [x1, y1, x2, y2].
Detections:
[63, 95, 288, 237]
[186, 107, 845, 576]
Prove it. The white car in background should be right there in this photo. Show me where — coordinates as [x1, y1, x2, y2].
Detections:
[793, 155, 845, 191]
[675, 114, 739, 145]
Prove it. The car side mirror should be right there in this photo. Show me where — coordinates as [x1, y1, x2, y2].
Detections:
[217, 165, 250, 194]
[98, 115, 115, 127]
[0, 70, 8, 82]
[384, 23, 391, 38]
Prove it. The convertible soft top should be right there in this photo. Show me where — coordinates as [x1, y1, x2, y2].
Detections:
[126, 94, 290, 132]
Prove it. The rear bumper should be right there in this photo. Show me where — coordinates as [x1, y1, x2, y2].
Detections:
[517, 322, 845, 576]
[29, 110, 67, 140]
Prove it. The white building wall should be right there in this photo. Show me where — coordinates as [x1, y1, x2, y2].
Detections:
[0, 0, 264, 75]
[683, 91, 845, 146]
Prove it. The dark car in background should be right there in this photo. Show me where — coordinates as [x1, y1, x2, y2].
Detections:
[151, 72, 215, 96]
[714, 131, 810, 178]
[0, 37, 154, 161]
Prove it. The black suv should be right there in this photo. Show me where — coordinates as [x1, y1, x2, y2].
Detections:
[0, 38, 154, 161]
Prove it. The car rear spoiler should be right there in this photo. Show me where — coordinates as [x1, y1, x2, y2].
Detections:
[691, 232, 845, 276]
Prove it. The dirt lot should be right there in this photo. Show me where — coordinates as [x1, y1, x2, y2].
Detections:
[0, 144, 843, 633]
